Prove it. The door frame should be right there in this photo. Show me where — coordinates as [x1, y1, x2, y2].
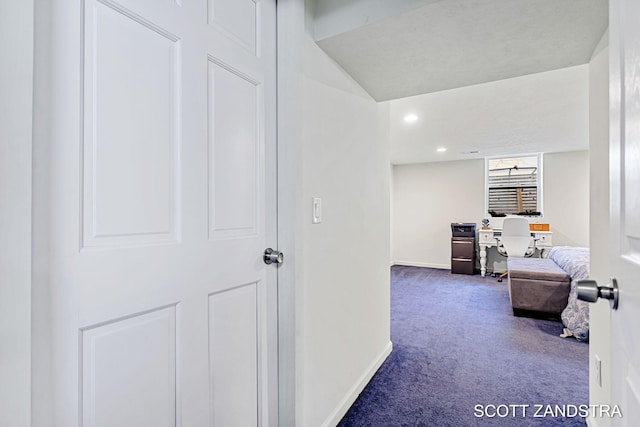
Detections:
[0, 1, 34, 426]
[275, 1, 305, 425]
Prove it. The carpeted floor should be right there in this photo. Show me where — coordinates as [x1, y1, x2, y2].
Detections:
[337, 266, 589, 426]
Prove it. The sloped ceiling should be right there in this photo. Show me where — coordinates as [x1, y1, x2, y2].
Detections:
[310, 0, 607, 164]
[314, 0, 608, 102]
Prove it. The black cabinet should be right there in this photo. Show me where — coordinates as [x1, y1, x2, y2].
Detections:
[451, 223, 476, 275]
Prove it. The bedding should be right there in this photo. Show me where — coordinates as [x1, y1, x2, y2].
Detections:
[544, 246, 590, 341]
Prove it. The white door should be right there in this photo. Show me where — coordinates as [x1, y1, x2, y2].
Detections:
[609, 0, 640, 424]
[32, 1, 278, 426]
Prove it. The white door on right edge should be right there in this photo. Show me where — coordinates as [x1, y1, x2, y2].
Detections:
[609, 0, 640, 424]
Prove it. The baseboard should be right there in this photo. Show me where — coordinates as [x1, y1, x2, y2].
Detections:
[321, 341, 393, 427]
[392, 260, 450, 270]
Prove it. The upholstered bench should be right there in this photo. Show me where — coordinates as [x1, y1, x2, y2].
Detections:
[507, 258, 571, 315]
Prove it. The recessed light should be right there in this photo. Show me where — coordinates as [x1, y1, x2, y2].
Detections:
[437, 147, 447, 153]
[404, 114, 418, 123]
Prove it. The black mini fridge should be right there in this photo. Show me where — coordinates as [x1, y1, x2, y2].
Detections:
[451, 223, 476, 274]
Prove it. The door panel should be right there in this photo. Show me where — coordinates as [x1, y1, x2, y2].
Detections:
[208, 0, 257, 55]
[83, 1, 180, 248]
[208, 59, 260, 239]
[33, 0, 277, 426]
[610, 0, 640, 424]
[209, 282, 262, 425]
[81, 306, 177, 427]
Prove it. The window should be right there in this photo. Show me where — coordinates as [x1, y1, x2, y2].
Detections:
[486, 154, 542, 217]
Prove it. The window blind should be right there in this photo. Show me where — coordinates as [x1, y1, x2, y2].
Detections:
[488, 168, 537, 215]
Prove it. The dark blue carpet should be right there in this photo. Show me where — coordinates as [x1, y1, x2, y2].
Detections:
[337, 266, 589, 426]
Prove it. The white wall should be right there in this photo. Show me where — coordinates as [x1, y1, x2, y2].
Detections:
[392, 151, 590, 268]
[299, 35, 392, 427]
[543, 150, 590, 247]
[587, 31, 611, 427]
[393, 159, 485, 268]
[0, 2, 33, 426]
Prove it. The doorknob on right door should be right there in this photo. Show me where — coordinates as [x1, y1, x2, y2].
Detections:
[576, 278, 619, 310]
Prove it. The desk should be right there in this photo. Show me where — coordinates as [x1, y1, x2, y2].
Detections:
[478, 229, 553, 277]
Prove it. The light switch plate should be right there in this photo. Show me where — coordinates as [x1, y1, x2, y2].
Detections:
[312, 197, 322, 224]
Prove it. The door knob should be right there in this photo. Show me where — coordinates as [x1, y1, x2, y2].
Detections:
[263, 248, 284, 265]
[576, 278, 619, 310]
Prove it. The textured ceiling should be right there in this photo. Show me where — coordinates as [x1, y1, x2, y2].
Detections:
[315, 0, 608, 102]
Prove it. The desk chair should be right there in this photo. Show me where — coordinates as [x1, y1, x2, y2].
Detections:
[497, 217, 533, 282]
